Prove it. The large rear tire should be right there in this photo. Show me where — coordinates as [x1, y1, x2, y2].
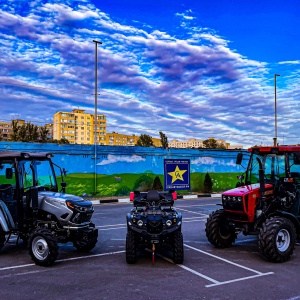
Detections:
[126, 230, 137, 264]
[173, 231, 184, 264]
[29, 228, 59, 266]
[0, 229, 5, 250]
[205, 209, 236, 248]
[258, 217, 296, 263]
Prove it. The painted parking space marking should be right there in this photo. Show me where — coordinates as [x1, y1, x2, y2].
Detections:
[159, 244, 273, 288]
[0, 250, 126, 272]
[176, 207, 207, 215]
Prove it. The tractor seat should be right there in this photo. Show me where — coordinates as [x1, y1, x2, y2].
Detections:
[147, 190, 161, 205]
[0, 184, 14, 202]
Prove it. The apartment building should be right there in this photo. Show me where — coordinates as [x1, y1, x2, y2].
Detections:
[106, 132, 162, 147]
[53, 109, 106, 145]
[169, 138, 242, 149]
[0, 121, 11, 140]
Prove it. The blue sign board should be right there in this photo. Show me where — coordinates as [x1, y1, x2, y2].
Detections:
[164, 159, 190, 190]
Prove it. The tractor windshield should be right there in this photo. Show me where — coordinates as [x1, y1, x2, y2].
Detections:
[18, 159, 57, 191]
[246, 153, 286, 184]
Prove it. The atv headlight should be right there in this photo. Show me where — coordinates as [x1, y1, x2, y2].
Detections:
[166, 220, 172, 227]
[137, 220, 143, 227]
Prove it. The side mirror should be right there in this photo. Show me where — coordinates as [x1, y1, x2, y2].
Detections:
[294, 153, 300, 165]
[236, 153, 243, 165]
[5, 168, 13, 179]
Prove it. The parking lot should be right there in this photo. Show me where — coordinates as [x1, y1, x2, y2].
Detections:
[0, 197, 300, 300]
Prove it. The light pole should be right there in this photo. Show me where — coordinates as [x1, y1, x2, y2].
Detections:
[93, 39, 102, 195]
[274, 74, 280, 146]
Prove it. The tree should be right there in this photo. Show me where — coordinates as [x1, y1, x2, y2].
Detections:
[39, 126, 49, 143]
[203, 138, 218, 149]
[159, 131, 168, 149]
[202, 138, 226, 149]
[152, 176, 163, 191]
[136, 134, 154, 147]
[10, 120, 20, 141]
[203, 172, 213, 193]
[133, 174, 153, 191]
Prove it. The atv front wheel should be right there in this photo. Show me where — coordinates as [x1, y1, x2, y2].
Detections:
[205, 209, 236, 248]
[258, 217, 296, 263]
[126, 230, 137, 264]
[28, 228, 59, 266]
[173, 231, 184, 264]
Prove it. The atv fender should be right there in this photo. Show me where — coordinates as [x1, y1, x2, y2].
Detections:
[0, 200, 15, 232]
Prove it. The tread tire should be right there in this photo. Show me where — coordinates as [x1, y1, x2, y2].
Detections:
[258, 216, 296, 263]
[126, 230, 137, 264]
[205, 209, 236, 248]
[29, 228, 59, 266]
[173, 231, 184, 264]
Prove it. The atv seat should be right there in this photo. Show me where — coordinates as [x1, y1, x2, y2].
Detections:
[146, 190, 161, 206]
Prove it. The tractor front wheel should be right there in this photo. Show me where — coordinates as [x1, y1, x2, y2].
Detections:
[258, 217, 296, 263]
[205, 209, 236, 248]
[29, 228, 59, 266]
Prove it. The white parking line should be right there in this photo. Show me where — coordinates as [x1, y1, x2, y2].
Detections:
[176, 208, 207, 215]
[0, 250, 126, 272]
[159, 244, 273, 288]
[97, 223, 126, 228]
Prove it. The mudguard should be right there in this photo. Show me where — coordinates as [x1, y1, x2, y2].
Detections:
[0, 200, 15, 232]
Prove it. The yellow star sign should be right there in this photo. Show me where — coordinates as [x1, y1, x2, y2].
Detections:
[168, 165, 187, 183]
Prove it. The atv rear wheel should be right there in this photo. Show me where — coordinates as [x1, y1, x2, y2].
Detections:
[173, 231, 184, 264]
[126, 230, 137, 264]
[29, 228, 59, 266]
[205, 209, 236, 248]
[258, 217, 296, 263]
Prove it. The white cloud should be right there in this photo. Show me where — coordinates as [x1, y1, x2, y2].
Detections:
[97, 154, 146, 165]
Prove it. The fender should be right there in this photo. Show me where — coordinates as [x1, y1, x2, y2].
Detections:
[0, 200, 15, 232]
[266, 210, 300, 234]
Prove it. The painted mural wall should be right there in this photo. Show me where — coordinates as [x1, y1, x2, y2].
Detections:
[0, 142, 248, 197]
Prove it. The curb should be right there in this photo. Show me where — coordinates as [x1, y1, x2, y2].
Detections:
[91, 193, 221, 205]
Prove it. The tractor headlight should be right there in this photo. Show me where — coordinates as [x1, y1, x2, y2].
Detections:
[166, 220, 172, 227]
[137, 220, 143, 227]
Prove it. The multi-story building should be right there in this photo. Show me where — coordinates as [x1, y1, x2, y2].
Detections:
[105, 132, 162, 147]
[169, 138, 242, 149]
[53, 109, 106, 145]
[45, 123, 53, 140]
[106, 132, 139, 146]
[0, 121, 11, 140]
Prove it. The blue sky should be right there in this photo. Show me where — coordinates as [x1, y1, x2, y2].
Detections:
[0, 0, 299, 148]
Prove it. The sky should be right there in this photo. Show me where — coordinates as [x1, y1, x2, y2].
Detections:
[0, 0, 299, 148]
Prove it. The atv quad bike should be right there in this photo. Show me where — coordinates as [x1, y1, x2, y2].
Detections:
[205, 145, 300, 262]
[126, 189, 184, 264]
[0, 151, 98, 266]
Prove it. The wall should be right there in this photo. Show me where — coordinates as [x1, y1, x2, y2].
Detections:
[0, 142, 248, 196]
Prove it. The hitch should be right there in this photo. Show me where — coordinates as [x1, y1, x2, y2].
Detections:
[152, 243, 155, 265]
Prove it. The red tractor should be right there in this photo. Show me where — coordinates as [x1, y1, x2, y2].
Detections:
[205, 145, 300, 262]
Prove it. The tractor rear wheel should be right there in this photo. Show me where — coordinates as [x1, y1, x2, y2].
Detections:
[173, 231, 184, 264]
[29, 228, 59, 266]
[126, 230, 137, 264]
[205, 209, 236, 248]
[0, 229, 5, 250]
[258, 217, 296, 263]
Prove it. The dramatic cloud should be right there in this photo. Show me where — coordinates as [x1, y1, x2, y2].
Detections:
[0, 0, 299, 148]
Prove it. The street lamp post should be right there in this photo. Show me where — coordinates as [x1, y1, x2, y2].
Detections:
[93, 40, 102, 195]
[274, 74, 280, 146]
